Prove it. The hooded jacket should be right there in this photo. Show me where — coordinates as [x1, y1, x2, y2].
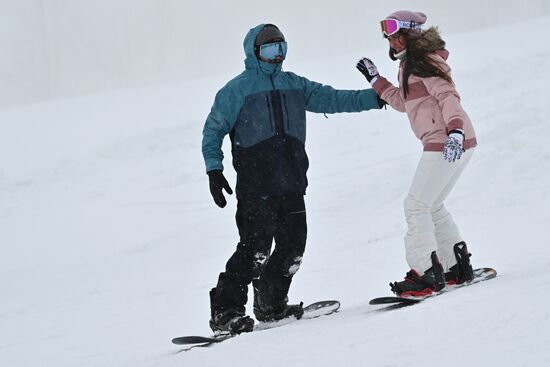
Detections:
[372, 27, 477, 151]
[202, 24, 381, 198]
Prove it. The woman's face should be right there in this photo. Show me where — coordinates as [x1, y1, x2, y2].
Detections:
[387, 33, 407, 53]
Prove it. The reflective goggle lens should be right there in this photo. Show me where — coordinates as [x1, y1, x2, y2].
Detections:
[259, 41, 287, 61]
[380, 19, 400, 36]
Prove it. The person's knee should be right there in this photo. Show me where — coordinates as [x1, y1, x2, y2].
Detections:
[286, 256, 303, 276]
[404, 195, 431, 216]
[251, 251, 269, 278]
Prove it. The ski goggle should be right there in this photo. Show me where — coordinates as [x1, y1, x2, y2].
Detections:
[380, 18, 423, 37]
[258, 41, 287, 61]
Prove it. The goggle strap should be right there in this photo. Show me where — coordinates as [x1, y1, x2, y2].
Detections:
[398, 20, 422, 31]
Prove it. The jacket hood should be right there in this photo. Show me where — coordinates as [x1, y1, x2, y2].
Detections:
[389, 27, 448, 61]
[243, 24, 283, 74]
[408, 26, 447, 55]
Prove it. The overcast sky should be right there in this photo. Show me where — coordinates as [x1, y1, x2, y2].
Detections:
[1, 0, 548, 107]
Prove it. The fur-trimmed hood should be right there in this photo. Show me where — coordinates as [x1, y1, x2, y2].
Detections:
[389, 26, 448, 61]
[407, 26, 446, 54]
[397, 25, 454, 97]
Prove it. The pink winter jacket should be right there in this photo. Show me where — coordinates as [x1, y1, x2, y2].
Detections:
[372, 50, 477, 151]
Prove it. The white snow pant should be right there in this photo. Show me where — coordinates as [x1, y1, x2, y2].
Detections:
[404, 149, 474, 274]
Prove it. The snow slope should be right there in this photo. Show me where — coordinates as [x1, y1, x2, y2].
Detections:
[1, 16, 550, 367]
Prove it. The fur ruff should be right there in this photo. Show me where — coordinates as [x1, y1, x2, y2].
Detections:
[407, 27, 446, 54]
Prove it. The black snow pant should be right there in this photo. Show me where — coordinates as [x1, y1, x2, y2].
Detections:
[210, 194, 307, 317]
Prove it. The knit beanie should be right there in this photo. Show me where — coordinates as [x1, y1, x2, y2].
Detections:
[255, 24, 285, 47]
[386, 10, 427, 25]
[386, 10, 427, 38]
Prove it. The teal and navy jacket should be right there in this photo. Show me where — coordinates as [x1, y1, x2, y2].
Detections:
[202, 24, 381, 198]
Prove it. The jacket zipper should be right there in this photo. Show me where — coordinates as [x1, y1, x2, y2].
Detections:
[283, 94, 290, 130]
[265, 96, 274, 132]
[269, 74, 284, 135]
[270, 74, 276, 90]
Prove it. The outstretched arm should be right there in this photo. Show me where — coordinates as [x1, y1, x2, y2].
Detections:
[357, 58, 405, 112]
[288, 72, 383, 114]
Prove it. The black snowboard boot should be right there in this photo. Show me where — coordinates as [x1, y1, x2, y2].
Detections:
[209, 288, 254, 334]
[390, 251, 445, 297]
[445, 242, 474, 285]
[253, 288, 304, 322]
[253, 301, 304, 322]
[209, 312, 254, 334]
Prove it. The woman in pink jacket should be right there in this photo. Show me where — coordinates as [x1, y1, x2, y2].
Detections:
[357, 10, 477, 297]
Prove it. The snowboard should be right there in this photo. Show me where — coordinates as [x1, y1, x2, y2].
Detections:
[172, 300, 340, 350]
[369, 267, 497, 309]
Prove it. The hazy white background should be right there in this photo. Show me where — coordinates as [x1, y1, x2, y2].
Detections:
[1, 0, 549, 107]
[1, 2, 550, 367]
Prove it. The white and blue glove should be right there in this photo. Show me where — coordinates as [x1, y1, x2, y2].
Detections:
[443, 129, 465, 162]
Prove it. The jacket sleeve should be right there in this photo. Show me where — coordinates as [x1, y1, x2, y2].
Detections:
[372, 76, 406, 112]
[289, 72, 381, 113]
[201, 85, 242, 173]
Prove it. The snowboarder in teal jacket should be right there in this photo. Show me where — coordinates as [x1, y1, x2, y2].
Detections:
[202, 23, 384, 334]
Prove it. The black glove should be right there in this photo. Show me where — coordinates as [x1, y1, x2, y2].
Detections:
[356, 57, 380, 84]
[207, 170, 233, 208]
[377, 95, 387, 109]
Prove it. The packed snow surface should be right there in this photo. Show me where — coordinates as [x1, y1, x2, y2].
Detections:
[1, 15, 549, 367]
